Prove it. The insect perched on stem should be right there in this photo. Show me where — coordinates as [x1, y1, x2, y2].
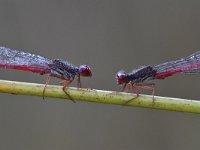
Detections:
[0, 47, 92, 102]
[116, 51, 200, 100]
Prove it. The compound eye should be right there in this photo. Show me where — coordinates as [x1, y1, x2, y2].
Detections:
[79, 65, 92, 77]
[116, 71, 128, 84]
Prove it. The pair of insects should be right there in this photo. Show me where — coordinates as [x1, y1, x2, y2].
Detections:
[0, 46, 200, 101]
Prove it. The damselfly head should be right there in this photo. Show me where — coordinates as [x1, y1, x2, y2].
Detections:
[79, 65, 92, 77]
[116, 70, 128, 84]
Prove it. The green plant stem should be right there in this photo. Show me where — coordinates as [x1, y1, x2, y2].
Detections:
[0, 79, 199, 114]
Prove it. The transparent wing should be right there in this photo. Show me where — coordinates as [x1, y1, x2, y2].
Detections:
[154, 51, 200, 73]
[0, 47, 52, 67]
[181, 50, 200, 74]
[153, 50, 200, 79]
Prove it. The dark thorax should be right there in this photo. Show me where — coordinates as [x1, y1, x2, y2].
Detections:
[48, 59, 79, 80]
[127, 66, 156, 84]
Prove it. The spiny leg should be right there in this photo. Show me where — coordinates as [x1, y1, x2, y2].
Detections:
[122, 82, 140, 96]
[120, 83, 139, 104]
[124, 83, 156, 104]
[121, 83, 140, 98]
[121, 83, 128, 92]
[137, 83, 155, 102]
[43, 75, 52, 100]
[123, 83, 140, 104]
[62, 79, 76, 103]
[132, 84, 140, 97]
[128, 84, 140, 100]
[77, 75, 81, 88]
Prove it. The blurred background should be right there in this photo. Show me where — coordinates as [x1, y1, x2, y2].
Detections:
[0, 0, 200, 149]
